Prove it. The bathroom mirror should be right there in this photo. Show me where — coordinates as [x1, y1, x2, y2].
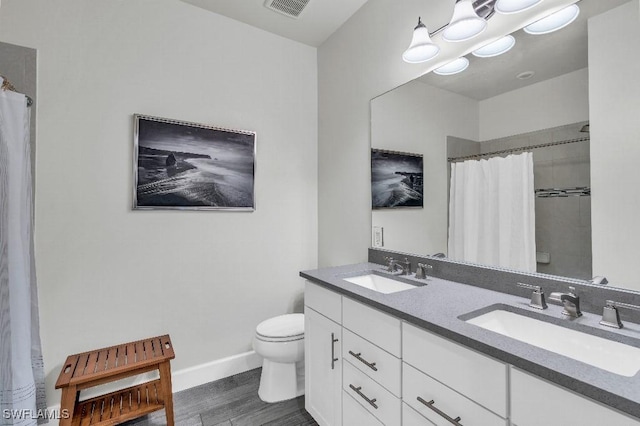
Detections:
[370, 0, 639, 289]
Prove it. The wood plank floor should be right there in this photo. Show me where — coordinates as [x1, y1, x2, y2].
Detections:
[123, 368, 318, 426]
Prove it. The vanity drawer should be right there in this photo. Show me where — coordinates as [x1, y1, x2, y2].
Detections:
[305, 281, 342, 324]
[403, 363, 505, 426]
[343, 297, 402, 357]
[343, 359, 401, 426]
[343, 391, 384, 426]
[342, 328, 402, 397]
[403, 323, 507, 417]
[402, 402, 436, 426]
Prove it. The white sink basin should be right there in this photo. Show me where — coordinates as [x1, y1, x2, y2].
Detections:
[466, 309, 640, 377]
[343, 273, 416, 294]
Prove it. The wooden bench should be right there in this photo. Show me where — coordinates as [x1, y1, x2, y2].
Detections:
[55, 335, 175, 426]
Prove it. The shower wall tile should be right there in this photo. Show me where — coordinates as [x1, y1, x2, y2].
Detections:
[537, 252, 591, 280]
[552, 156, 590, 188]
[579, 196, 592, 227]
[534, 160, 553, 189]
[447, 136, 480, 158]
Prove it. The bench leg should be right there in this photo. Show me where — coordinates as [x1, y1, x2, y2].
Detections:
[159, 361, 175, 426]
[59, 385, 77, 426]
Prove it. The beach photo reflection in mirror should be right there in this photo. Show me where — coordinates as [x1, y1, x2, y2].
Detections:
[371, 0, 640, 289]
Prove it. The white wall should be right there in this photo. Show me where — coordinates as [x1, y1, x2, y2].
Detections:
[318, 0, 439, 267]
[589, 0, 640, 289]
[371, 80, 479, 255]
[0, 0, 317, 408]
[479, 68, 589, 141]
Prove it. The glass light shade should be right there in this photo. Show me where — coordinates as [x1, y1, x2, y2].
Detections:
[524, 4, 580, 35]
[443, 0, 487, 42]
[434, 57, 470, 75]
[495, 0, 544, 14]
[403, 19, 440, 63]
[472, 35, 516, 58]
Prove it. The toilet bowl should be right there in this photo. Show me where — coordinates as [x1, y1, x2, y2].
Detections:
[252, 313, 305, 403]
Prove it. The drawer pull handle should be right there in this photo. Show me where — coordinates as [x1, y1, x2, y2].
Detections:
[348, 351, 378, 371]
[349, 384, 378, 409]
[417, 396, 462, 425]
[331, 333, 339, 370]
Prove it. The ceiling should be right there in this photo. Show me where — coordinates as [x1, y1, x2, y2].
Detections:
[418, 0, 629, 100]
[180, 0, 370, 47]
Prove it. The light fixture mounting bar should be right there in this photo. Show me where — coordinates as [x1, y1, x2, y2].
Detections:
[429, 0, 498, 36]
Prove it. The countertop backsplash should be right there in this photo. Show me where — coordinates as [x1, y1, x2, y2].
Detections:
[369, 248, 640, 324]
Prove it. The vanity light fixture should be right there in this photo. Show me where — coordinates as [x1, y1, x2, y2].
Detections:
[434, 57, 470, 75]
[495, 0, 544, 14]
[472, 35, 516, 57]
[403, 0, 497, 63]
[402, 17, 441, 63]
[443, 0, 488, 42]
[524, 4, 580, 35]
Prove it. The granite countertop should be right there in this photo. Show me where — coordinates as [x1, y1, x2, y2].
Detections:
[300, 262, 640, 419]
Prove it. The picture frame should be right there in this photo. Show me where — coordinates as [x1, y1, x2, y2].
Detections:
[133, 114, 256, 211]
[371, 148, 423, 209]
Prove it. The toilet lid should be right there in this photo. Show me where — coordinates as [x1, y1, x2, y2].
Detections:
[256, 314, 304, 339]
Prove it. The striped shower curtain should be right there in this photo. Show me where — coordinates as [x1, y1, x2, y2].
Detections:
[0, 80, 45, 425]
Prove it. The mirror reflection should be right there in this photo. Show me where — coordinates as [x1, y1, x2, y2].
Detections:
[371, 0, 633, 287]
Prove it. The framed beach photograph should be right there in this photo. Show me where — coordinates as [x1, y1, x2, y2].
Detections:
[371, 149, 423, 209]
[133, 114, 256, 210]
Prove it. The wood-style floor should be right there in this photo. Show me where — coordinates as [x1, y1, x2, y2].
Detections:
[123, 368, 318, 426]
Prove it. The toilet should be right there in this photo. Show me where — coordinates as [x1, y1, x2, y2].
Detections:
[252, 313, 305, 403]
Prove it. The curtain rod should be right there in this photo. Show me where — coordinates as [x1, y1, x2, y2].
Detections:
[448, 136, 589, 162]
[1, 75, 33, 107]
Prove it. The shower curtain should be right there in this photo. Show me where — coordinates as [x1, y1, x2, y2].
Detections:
[448, 152, 536, 272]
[0, 80, 45, 425]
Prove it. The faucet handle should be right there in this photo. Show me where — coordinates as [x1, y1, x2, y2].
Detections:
[600, 300, 640, 329]
[415, 263, 433, 279]
[517, 283, 548, 310]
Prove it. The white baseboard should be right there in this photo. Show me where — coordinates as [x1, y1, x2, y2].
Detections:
[172, 350, 262, 392]
[45, 350, 262, 425]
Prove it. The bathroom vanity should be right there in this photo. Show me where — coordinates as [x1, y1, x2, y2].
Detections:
[302, 260, 640, 426]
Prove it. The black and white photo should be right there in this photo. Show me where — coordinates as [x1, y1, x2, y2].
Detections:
[371, 149, 423, 208]
[134, 115, 256, 210]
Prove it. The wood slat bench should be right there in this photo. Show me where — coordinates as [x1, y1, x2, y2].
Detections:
[55, 335, 175, 426]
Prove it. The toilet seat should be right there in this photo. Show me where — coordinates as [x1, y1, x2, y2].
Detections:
[256, 313, 304, 342]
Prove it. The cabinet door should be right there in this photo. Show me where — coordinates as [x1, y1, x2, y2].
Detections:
[511, 368, 640, 426]
[305, 307, 342, 426]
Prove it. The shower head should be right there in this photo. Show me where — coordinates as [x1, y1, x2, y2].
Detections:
[580, 124, 590, 133]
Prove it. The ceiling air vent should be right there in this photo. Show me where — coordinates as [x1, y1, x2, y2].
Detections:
[264, 0, 310, 18]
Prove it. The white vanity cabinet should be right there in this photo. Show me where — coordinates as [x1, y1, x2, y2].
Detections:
[511, 368, 640, 426]
[304, 282, 343, 426]
[304, 281, 640, 426]
[402, 323, 508, 425]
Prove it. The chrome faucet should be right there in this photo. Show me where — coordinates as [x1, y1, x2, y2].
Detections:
[384, 257, 411, 275]
[549, 286, 582, 318]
